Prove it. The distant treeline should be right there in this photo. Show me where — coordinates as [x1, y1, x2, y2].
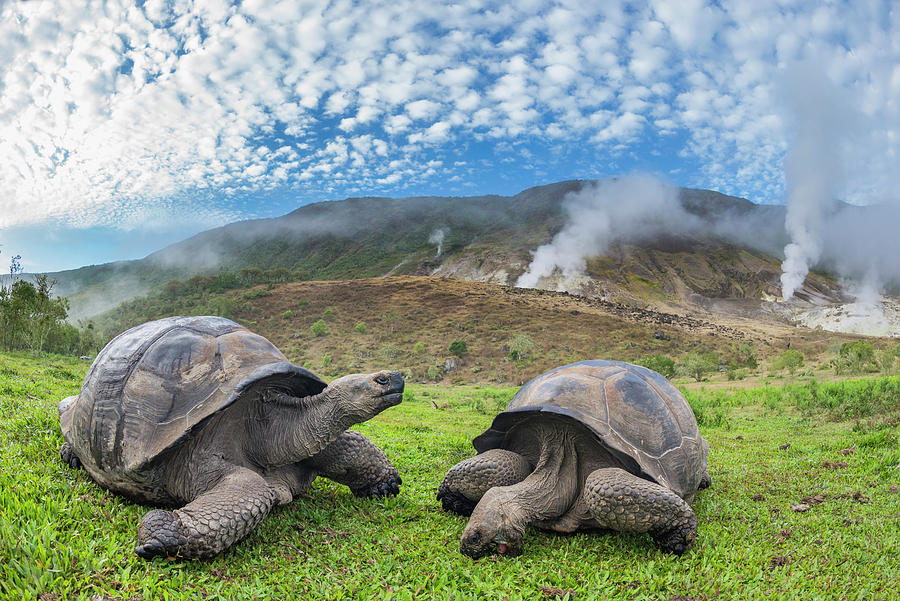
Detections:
[0, 275, 101, 356]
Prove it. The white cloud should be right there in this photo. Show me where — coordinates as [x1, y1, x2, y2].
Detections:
[0, 0, 897, 235]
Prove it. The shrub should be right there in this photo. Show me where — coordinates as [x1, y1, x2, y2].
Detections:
[426, 364, 441, 381]
[413, 341, 425, 354]
[730, 342, 758, 369]
[321, 353, 332, 367]
[242, 288, 271, 300]
[832, 341, 877, 375]
[877, 348, 896, 374]
[310, 319, 328, 337]
[637, 354, 676, 379]
[772, 349, 804, 374]
[282, 310, 294, 320]
[355, 322, 367, 334]
[678, 352, 718, 382]
[297, 300, 309, 308]
[381, 343, 400, 362]
[508, 333, 536, 362]
[322, 308, 335, 321]
[449, 340, 468, 357]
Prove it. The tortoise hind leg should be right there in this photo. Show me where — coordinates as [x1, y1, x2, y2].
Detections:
[60, 442, 82, 469]
[135, 468, 276, 560]
[437, 449, 532, 516]
[583, 467, 698, 555]
[304, 430, 402, 498]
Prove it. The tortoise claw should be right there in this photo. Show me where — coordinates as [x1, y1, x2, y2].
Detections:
[436, 486, 477, 517]
[134, 540, 166, 559]
[136, 509, 187, 560]
[355, 471, 402, 498]
[60, 443, 82, 469]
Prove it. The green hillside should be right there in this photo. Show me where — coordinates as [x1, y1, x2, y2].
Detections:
[42, 181, 802, 321]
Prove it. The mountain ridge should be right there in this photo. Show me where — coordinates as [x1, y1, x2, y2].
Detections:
[29, 179, 844, 325]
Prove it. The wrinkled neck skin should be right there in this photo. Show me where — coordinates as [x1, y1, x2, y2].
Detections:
[249, 386, 362, 468]
[462, 423, 580, 558]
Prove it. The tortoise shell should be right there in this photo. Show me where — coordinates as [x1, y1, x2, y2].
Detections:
[59, 316, 325, 481]
[473, 360, 708, 500]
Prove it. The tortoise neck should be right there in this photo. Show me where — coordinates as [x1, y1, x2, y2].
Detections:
[472, 425, 581, 538]
[253, 386, 355, 467]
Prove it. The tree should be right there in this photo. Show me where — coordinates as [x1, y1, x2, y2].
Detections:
[0, 275, 69, 353]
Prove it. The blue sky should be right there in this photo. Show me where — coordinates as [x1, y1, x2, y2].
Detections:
[1, 0, 898, 273]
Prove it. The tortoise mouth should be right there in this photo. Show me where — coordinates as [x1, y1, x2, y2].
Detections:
[378, 372, 405, 406]
[381, 391, 403, 406]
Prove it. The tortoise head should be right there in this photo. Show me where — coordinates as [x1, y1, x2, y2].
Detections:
[325, 370, 405, 421]
[459, 487, 526, 559]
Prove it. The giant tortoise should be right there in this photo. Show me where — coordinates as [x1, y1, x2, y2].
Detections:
[59, 316, 403, 559]
[437, 360, 710, 558]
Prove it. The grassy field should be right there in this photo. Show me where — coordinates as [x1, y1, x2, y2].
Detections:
[1, 351, 898, 601]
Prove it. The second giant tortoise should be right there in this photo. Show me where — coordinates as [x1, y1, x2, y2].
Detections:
[59, 316, 404, 559]
[438, 360, 710, 558]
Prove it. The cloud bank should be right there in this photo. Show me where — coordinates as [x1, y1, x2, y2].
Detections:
[2, 0, 898, 234]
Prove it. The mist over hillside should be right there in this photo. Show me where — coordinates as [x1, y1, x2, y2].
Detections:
[23, 178, 898, 336]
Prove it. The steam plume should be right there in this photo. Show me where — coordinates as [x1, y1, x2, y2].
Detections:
[429, 228, 446, 257]
[516, 175, 690, 289]
[779, 67, 848, 300]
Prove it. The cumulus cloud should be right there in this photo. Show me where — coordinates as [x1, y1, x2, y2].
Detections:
[0, 0, 897, 239]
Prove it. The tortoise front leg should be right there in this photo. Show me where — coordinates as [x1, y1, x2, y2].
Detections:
[437, 449, 532, 516]
[135, 468, 276, 560]
[60, 442, 82, 469]
[583, 467, 698, 555]
[304, 430, 401, 498]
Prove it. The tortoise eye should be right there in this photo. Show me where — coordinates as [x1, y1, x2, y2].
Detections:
[374, 375, 389, 386]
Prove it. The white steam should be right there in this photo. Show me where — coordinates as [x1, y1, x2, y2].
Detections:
[516, 175, 691, 289]
[429, 228, 446, 257]
[779, 67, 850, 300]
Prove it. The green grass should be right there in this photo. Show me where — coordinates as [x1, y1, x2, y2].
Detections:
[1, 351, 898, 600]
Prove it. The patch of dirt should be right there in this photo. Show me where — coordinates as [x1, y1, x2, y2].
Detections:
[539, 585, 576, 598]
[800, 494, 827, 505]
[835, 491, 872, 504]
[209, 568, 233, 582]
[821, 461, 848, 469]
[770, 555, 791, 567]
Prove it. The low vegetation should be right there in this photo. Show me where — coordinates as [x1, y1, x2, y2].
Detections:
[2, 351, 897, 600]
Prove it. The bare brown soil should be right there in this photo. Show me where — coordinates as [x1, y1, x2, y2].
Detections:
[233, 276, 876, 385]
